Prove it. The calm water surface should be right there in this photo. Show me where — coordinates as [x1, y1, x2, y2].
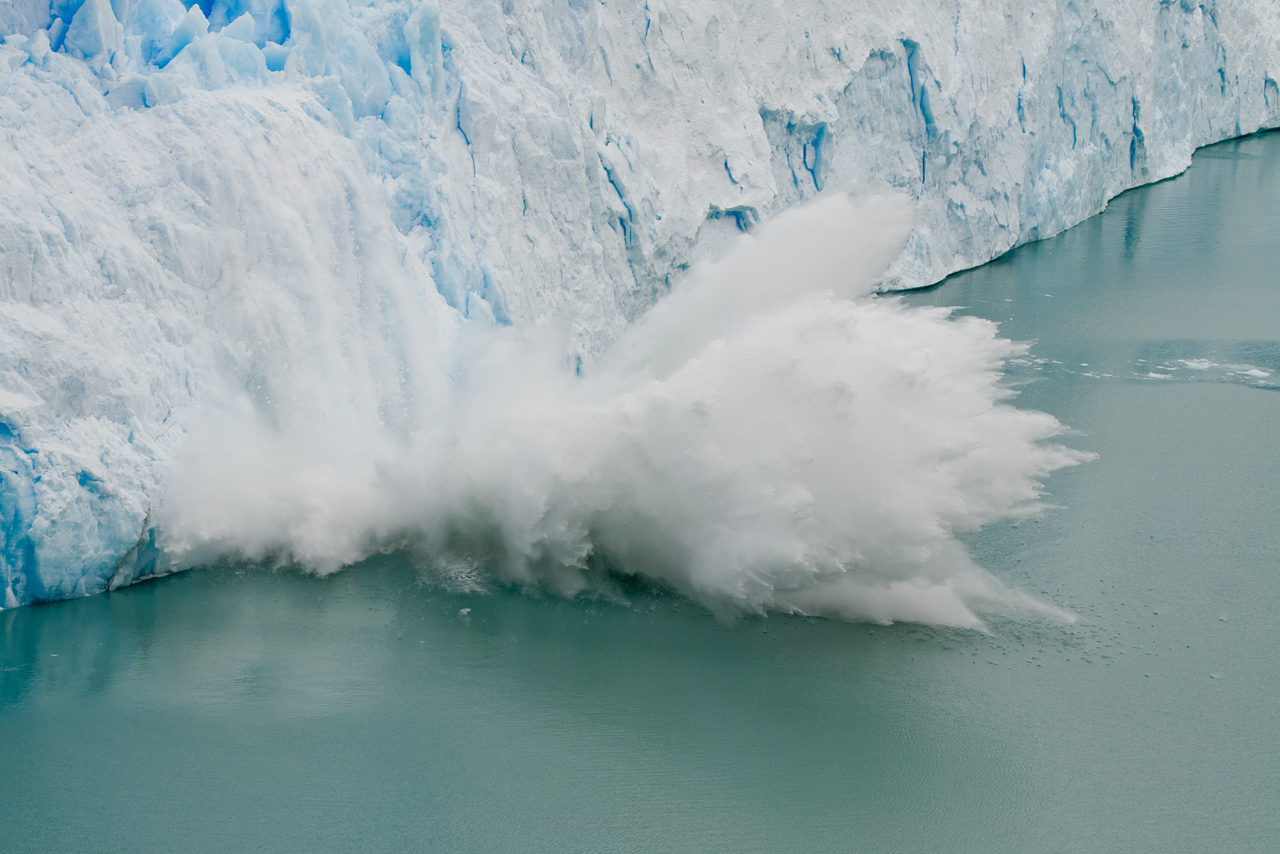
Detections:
[3, 134, 1278, 853]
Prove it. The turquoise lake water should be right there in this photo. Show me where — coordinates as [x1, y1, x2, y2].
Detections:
[3, 133, 1278, 853]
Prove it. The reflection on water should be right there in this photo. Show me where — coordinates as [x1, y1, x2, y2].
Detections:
[4, 559, 1050, 853]
[2, 133, 1279, 853]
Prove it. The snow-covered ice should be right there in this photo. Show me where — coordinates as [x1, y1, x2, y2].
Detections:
[1, 0, 1277, 615]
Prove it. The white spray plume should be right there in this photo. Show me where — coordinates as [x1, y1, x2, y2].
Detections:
[158, 189, 1087, 629]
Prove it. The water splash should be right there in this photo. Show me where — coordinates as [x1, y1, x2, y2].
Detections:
[158, 191, 1088, 628]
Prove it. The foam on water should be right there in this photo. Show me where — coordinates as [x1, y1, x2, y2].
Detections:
[157, 191, 1087, 628]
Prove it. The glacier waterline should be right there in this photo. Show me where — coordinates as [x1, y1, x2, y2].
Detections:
[2, 0, 1280, 607]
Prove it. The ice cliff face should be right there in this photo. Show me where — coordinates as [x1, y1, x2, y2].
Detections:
[1, 0, 1278, 609]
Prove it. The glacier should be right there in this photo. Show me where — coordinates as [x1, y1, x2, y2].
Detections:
[0, 0, 1277, 618]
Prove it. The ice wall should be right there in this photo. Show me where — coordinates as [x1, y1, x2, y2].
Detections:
[1, 0, 1278, 609]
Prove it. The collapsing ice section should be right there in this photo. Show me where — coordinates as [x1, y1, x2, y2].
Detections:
[10, 0, 1255, 619]
[157, 193, 1090, 629]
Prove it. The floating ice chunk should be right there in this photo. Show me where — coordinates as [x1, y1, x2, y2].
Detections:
[1180, 359, 1213, 370]
[1238, 368, 1269, 378]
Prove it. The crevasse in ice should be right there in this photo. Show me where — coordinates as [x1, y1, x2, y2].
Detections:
[1, 0, 1278, 611]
